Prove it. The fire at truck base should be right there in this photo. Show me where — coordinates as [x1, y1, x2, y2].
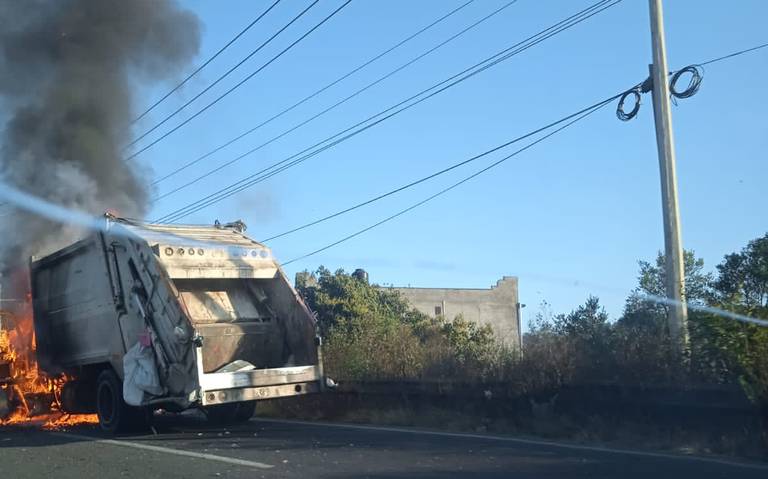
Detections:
[0, 310, 98, 428]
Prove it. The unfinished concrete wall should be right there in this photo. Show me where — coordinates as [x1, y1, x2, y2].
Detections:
[384, 277, 521, 348]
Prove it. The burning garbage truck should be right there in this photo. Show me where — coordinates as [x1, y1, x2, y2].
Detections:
[1, 216, 327, 432]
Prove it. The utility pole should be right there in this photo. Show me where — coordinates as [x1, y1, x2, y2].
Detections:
[648, 0, 688, 354]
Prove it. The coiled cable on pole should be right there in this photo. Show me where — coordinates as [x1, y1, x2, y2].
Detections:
[616, 87, 642, 121]
[670, 65, 703, 100]
[616, 64, 702, 120]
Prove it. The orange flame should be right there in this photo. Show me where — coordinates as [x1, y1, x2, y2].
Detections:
[1, 308, 98, 428]
[42, 413, 99, 430]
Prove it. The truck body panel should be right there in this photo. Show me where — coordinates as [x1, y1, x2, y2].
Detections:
[30, 235, 124, 373]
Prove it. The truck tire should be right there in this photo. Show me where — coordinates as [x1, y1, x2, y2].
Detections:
[204, 401, 256, 424]
[61, 381, 97, 414]
[233, 401, 257, 422]
[0, 387, 10, 420]
[96, 369, 151, 434]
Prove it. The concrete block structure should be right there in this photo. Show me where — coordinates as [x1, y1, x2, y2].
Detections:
[385, 277, 521, 349]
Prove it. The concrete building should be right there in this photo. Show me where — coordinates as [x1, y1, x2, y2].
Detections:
[385, 277, 522, 349]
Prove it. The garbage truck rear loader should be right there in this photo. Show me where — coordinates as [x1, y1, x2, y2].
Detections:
[30, 217, 325, 432]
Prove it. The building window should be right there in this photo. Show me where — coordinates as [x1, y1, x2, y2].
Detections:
[434, 306, 442, 316]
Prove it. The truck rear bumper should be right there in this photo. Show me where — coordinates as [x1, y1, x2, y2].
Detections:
[201, 380, 320, 406]
[195, 346, 324, 406]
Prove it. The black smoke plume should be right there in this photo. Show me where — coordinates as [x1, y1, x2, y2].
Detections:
[0, 0, 200, 265]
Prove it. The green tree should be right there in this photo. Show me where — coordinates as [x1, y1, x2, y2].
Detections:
[621, 250, 713, 329]
[553, 296, 609, 338]
[638, 250, 712, 303]
[522, 297, 613, 385]
[711, 233, 768, 310]
[614, 251, 711, 381]
[296, 267, 429, 380]
[555, 296, 614, 379]
[297, 266, 428, 337]
[693, 234, 768, 408]
[439, 314, 495, 365]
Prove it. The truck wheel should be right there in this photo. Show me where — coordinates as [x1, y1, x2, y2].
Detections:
[61, 381, 97, 414]
[204, 401, 256, 424]
[0, 387, 10, 420]
[96, 370, 151, 434]
[233, 401, 256, 422]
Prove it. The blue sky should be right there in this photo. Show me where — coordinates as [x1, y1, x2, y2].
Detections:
[132, 0, 768, 324]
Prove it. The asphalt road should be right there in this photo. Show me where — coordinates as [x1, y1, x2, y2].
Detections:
[1, 414, 766, 479]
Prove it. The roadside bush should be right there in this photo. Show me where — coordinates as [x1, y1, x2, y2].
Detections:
[323, 319, 425, 380]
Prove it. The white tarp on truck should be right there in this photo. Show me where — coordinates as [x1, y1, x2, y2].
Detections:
[123, 342, 163, 406]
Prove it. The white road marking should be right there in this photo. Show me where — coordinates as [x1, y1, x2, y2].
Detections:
[56, 432, 273, 469]
[254, 418, 768, 471]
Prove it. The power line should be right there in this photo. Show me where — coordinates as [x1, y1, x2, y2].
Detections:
[151, 0, 519, 197]
[127, 0, 318, 150]
[131, 0, 282, 124]
[281, 98, 613, 266]
[154, 0, 622, 223]
[150, 0, 484, 188]
[156, 0, 617, 222]
[697, 41, 768, 67]
[261, 89, 629, 243]
[277, 40, 768, 266]
[126, 0, 352, 161]
[149, 32, 767, 196]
